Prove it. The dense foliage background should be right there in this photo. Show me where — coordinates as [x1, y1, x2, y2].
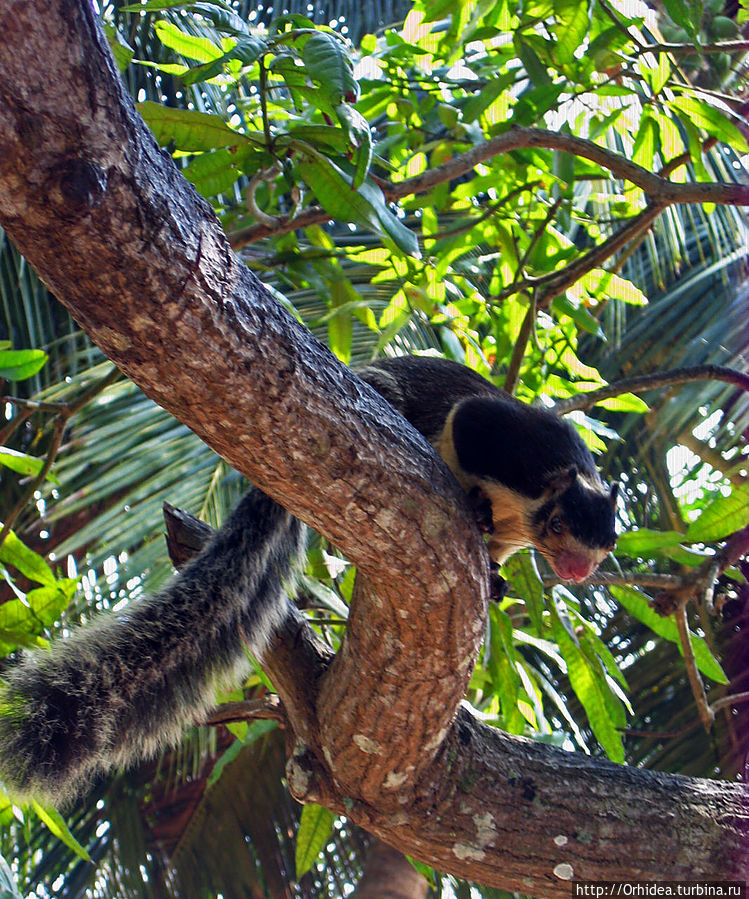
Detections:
[0, 0, 747, 894]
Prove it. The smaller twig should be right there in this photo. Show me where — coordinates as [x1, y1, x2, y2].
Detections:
[503, 297, 537, 396]
[553, 364, 749, 415]
[0, 416, 66, 551]
[675, 600, 714, 732]
[245, 161, 284, 227]
[0, 406, 32, 447]
[203, 696, 285, 727]
[2, 396, 66, 414]
[711, 691, 749, 714]
[638, 39, 749, 57]
[534, 203, 664, 310]
[539, 572, 686, 590]
[0, 366, 120, 550]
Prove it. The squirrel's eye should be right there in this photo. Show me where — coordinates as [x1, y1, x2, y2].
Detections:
[549, 516, 564, 535]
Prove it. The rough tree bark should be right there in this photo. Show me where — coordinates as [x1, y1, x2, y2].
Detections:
[0, 0, 746, 894]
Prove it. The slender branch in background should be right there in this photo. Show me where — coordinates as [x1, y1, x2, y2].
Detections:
[229, 127, 749, 249]
[0, 416, 66, 551]
[638, 39, 749, 56]
[539, 572, 688, 589]
[553, 364, 749, 414]
[203, 696, 286, 727]
[503, 297, 537, 396]
[0, 406, 32, 448]
[0, 366, 120, 549]
[711, 691, 749, 714]
[501, 198, 564, 393]
[534, 204, 664, 309]
[675, 600, 715, 731]
[385, 127, 749, 207]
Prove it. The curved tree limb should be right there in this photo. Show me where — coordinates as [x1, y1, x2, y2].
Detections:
[229, 127, 748, 249]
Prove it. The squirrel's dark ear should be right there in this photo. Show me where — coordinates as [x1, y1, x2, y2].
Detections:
[547, 466, 577, 495]
[609, 482, 620, 506]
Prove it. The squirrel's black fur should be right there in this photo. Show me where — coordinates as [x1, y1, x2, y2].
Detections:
[0, 355, 617, 805]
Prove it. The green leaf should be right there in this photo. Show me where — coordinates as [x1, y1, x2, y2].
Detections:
[27, 581, 78, 626]
[668, 97, 748, 152]
[611, 586, 728, 684]
[138, 102, 261, 152]
[0, 448, 45, 478]
[0, 581, 76, 653]
[298, 153, 419, 257]
[334, 104, 373, 188]
[550, 603, 624, 762]
[582, 270, 648, 305]
[462, 72, 515, 123]
[0, 853, 23, 899]
[640, 53, 671, 95]
[121, 0, 193, 10]
[685, 483, 749, 544]
[503, 553, 544, 633]
[103, 24, 135, 73]
[661, 0, 700, 41]
[0, 531, 56, 587]
[181, 35, 267, 85]
[207, 720, 278, 786]
[616, 528, 685, 556]
[487, 606, 524, 733]
[182, 145, 255, 197]
[31, 802, 91, 862]
[302, 33, 359, 105]
[552, 0, 590, 65]
[596, 393, 649, 413]
[0, 349, 47, 381]
[153, 20, 223, 63]
[552, 296, 605, 338]
[295, 804, 336, 878]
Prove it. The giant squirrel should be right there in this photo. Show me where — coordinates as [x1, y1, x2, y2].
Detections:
[0, 355, 618, 805]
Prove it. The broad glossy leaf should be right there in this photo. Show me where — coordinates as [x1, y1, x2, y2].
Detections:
[503, 553, 544, 633]
[552, 0, 590, 65]
[0, 448, 44, 478]
[685, 483, 749, 544]
[668, 97, 749, 152]
[153, 20, 223, 63]
[302, 33, 359, 105]
[0, 348, 47, 381]
[181, 35, 267, 85]
[298, 154, 419, 256]
[616, 528, 684, 556]
[611, 586, 727, 684]
[295, 804, 336, 878]
[0, 530, 55, 587]
[182, 145, 256, 197]
[139, 102, 261, 152]
[661, 0, 700, 40]
[550, 603, 624, 762]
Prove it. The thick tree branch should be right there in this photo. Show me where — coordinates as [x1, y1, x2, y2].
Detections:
[170, 507, 749, 893]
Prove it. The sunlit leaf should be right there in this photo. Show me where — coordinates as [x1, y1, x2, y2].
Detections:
[295, 804, 336, 878]
[685, 483, 749, 544]
[0, 349, 47, 381]
[611, 586, 727, 684]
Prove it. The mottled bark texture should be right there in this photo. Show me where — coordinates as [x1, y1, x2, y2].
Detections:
[0, 1, 747, 893]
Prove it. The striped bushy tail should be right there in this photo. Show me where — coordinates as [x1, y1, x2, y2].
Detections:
[0, 489, 304, 807]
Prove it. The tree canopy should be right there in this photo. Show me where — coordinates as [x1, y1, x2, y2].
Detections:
[0, 0, 748, 895]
